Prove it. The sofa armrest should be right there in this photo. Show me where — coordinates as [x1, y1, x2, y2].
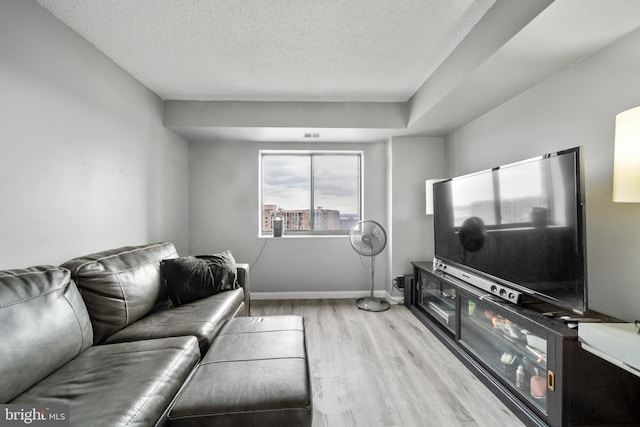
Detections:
[236, 263, 250, 315]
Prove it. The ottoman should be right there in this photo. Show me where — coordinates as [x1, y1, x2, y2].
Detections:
[166, 315, 313, 427]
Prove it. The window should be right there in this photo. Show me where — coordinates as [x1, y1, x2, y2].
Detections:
[260, 151, 362, 236]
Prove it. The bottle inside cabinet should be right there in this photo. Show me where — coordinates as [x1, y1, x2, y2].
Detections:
[459, 294, 549, 416]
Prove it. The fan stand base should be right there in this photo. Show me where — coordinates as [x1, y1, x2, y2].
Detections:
[356, 297, 390, 312]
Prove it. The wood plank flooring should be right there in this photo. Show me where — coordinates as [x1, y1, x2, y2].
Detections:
[251, 299, 526, 427]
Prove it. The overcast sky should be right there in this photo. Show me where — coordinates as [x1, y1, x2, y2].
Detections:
[262, 154, 360, 215]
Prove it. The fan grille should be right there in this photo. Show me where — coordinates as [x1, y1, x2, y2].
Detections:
[349, 220, 387, 256]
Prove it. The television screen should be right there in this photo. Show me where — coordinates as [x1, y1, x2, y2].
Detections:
[433, 147, 587, 314]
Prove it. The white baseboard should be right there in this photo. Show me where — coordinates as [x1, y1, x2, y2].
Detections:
[251, 290, 404, 305]
[386, 291, 405, 306]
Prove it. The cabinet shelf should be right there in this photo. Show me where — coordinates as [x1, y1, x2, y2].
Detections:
[422, 297, 455, 324]
[462, 307, 548, 371]
[415, 268, 457, 333]
[410, 261, 640, 427]
[459, 296, 548, 416]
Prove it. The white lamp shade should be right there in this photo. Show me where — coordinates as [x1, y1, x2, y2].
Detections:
[426, 179, 445, 215]
[613, 106, 640, 202]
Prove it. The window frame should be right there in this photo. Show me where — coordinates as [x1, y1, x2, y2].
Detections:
[259, 149, 364, 237]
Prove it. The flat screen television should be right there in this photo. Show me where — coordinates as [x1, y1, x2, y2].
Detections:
[433, 147, 587, 314]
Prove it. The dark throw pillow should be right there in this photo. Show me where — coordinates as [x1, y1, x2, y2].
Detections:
[195, 250, 239, 292]
[161, 250, 239, 306]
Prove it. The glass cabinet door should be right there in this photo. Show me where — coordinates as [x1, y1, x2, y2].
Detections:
[417, 271, 456, 333]
[459, 294, 549, 416]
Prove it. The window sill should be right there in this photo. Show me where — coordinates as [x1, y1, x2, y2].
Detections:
[258, 234, 350, 239]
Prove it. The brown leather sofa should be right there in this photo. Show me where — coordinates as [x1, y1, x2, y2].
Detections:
[0, 242, 250, 426]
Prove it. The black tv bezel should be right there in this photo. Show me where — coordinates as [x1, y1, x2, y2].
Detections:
[433, 147, 588, 315]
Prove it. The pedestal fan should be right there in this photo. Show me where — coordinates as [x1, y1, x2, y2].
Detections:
[349, 219, 390, 312]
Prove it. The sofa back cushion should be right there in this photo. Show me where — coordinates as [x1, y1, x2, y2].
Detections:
[61, 242, 179, 344]
[0, 266, 93, 403]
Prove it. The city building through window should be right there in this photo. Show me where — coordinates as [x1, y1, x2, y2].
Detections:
[260, 151, 362, 236]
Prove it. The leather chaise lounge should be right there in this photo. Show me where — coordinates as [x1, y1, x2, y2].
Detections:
[0, 242, 312, 427]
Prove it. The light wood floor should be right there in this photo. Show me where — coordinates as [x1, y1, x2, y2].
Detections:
[251, 299, 526, 427]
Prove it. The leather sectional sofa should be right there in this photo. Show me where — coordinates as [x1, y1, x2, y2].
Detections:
[0, 242, 251, 426]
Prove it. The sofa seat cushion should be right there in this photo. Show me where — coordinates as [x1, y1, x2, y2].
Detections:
[103, 288, 244, 354]
[0, 266, 93, 403]
[11, 336, 200, 427]
[61, 242, 179, 344]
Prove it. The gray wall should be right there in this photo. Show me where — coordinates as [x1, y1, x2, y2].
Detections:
[190, 136, 446, 299]
[446, 27, 640, 321]
[389, 137, 444, 287]
[0, 0, 190, 268]
[189, 139, 390, 297]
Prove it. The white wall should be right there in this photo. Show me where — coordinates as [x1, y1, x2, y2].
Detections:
[389, 137, 444, 288]
[0, 0, 190, 268]
[189, 139, 389, 297]
[446, 27, 640, 321]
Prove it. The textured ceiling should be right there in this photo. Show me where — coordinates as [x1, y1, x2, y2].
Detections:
[36, 0, 495, 102]
[34, 0, 640, 142]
